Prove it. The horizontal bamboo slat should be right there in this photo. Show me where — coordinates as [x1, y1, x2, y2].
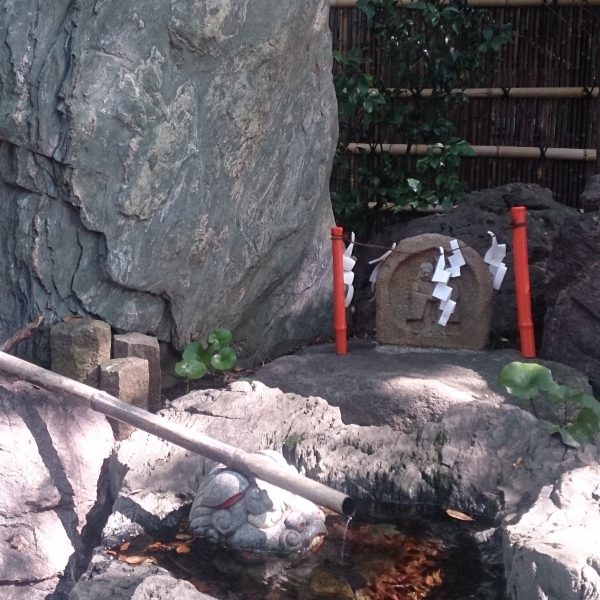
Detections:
[348, 143, 597, 161]
[331, 0, 600, 6]
[386, 87, 600, 99]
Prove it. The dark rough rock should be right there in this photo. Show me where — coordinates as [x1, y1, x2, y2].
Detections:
[69, 557, 216, 600]
[105, 352, 596, 526]
[503, 466, 600, 600]
[0, 376, 114, 599]
[351, 183, 577, 346]
[541, 213, 600, 393]
[0, 0, 336, 365]
[580, 174, 600, 212]
[255, 342, 591, 432]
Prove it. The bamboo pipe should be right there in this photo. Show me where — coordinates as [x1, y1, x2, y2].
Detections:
[347, 143, 597, 161]
[0, 351, 355, 517]
[378, 87, 600, 99]
[331, 226, 348, 355]
[331, 0, 600, 7]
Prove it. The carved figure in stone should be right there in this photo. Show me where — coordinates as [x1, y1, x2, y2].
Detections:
[375, 233, 492, 349]
[189, 450, 327, 556]
[407, 261, 437, 323]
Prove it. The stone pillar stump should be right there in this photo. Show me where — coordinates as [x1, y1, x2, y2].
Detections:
[50, 319, 112, 386]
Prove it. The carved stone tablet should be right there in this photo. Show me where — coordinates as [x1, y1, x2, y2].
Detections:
[375, 234, 492, 349]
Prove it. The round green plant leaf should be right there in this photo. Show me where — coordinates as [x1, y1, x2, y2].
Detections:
[211, 347, 237, 371]
[579, 395, 600, 418]
[498, 362, 555, 401]
[182, 341, 203, 361]
[208, 328, 233, 351]
[175, 359, 208, 380]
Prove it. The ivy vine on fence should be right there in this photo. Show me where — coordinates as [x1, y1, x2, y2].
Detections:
[332, 0, 512, 231]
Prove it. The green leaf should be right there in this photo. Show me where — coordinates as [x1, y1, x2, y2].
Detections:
[579, 395, 600, 418]
[498, 362, 556, 401]
[551, 407, 600, 448]
[548, 424, 580, 449]
[208, 328, 233, 350]
[211, 347, 237, 371]
[175, 359, 208, 380]
[182, 341, 203, 361]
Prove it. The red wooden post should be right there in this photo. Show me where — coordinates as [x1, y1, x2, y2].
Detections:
[331, 226, 348, 355]
[511, 207, 536, 358]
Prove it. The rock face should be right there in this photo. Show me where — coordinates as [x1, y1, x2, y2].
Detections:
[541, 213, 600, 394]
[503, 466, 600, 600]
[0, 376, 114, 599]
[0, 0, 337, 364]
[352, 183, 576, 345]
[69, 559, 216, 600]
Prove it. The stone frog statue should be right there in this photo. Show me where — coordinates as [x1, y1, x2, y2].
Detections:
[189, 450, 327, 556]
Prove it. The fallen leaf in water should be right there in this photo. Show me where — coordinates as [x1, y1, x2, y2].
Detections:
[119, 542, 130, 551]
[425, 569, 443, 586]
[175, 544, 191, 554]
[146, 541, 170, 552]
[122, 555, 147, 565]
[175, 533, 193, 541]
[446, 508, 474, 522]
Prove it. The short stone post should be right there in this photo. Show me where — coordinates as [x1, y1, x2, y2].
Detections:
[113, 332, 162, 413]
[100, 357, 149, 440]
[50, 319, 112, 386]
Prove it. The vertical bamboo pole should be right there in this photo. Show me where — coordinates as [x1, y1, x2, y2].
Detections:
[331, 226, 348, 355]
[511, 207, 536, 358]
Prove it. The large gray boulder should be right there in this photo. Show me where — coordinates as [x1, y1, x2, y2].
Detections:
[0, 376, 114, 599]
[0, 0, 336, 364]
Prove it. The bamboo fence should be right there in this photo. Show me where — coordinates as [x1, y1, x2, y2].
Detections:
[330, 2, 600, 208]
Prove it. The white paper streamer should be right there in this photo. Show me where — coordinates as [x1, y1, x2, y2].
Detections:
[343, 232, 356, 307]
[483, 231, 507, 290]
[430, 247, 456, 326]
[447, 239, 466, 278]
[432, 248, 451, 284]
[438, 299, 457, 326]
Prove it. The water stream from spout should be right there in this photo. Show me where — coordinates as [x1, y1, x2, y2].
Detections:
[340, 514, 353, 565]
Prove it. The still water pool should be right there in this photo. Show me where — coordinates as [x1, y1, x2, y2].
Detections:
[108, 510, 505, 599]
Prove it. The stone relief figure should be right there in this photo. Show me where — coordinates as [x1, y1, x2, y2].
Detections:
[407, 261, 438, 323]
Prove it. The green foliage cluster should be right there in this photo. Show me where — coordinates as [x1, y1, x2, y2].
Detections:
[332, 0, 512, 230]
[499, 362, 600, 448]
[175, 328, 237, 386]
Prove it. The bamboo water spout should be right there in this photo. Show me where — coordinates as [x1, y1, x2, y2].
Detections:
[0, 351, 355, 517]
